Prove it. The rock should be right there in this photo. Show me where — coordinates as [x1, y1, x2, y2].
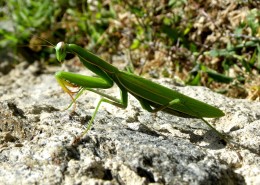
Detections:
[0, 63, 259, 185]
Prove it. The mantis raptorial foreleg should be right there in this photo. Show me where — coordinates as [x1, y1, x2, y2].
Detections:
[55, 70, 131, 134]
[55, 70, 113, 111]
[64, 87, 86, 110]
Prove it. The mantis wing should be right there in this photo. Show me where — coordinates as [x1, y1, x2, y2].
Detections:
[116, 71, 224, 118]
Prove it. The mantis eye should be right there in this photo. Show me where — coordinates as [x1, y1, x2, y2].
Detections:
[55, 42, 67, 62]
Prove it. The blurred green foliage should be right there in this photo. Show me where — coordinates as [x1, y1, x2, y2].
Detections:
[0, 0, 259, 98]
[0, 0, 56, 47]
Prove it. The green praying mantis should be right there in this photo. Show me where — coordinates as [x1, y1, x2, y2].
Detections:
[54, 42, 227, 141]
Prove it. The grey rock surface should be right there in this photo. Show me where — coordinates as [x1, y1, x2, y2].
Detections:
[0, 62, 259, 185]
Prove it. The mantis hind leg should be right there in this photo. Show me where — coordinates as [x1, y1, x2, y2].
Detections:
[136, 96, 228, 142]
[135, 96, 182, 114]
[136, 97, 194, 118]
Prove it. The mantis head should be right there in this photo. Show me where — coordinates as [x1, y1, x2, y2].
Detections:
[55, 42, 67, 62]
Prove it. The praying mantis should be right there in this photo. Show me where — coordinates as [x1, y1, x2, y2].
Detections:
[54, 42, 227, 141]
